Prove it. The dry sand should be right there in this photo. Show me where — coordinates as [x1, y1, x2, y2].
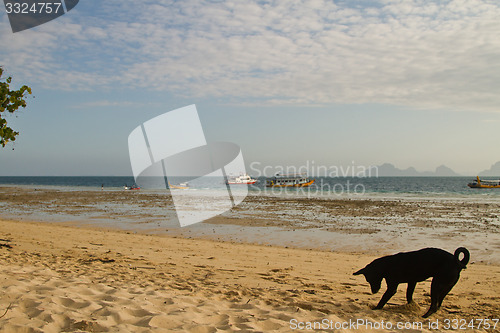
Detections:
[0, 219, 498, 332]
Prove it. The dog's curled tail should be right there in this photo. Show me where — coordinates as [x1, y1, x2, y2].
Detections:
[454, 247, 470, 269]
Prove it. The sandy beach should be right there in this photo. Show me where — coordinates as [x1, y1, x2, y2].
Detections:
[0, 186, 499, 332]
[0, 219, 498, 332]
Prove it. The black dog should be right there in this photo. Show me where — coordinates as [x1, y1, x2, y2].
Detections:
[353, 247, 469, 317]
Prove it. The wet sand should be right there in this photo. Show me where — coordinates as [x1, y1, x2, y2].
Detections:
[1, 186, 499, 263]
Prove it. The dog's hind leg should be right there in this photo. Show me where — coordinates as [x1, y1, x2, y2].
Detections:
[423, 280, 440, 318]
[423, 272, 460, 318]
[423, 275, 458, 318]
[406, 281, 417, 304]
[374, 282, 398, 310]
[437, 276, 459, 308]
[423, 277, 444, 318]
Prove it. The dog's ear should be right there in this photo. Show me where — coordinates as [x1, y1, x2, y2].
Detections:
[353, 268, 366, 276]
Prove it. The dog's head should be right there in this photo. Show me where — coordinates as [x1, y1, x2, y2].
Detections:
[353, 266, 383, 294]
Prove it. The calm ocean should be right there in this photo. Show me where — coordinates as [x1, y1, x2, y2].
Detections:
[0, 176, 499, 198]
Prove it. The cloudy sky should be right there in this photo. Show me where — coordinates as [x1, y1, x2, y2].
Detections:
[1, 0, 499, 176]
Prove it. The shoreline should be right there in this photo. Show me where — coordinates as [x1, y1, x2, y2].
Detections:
[0, 218, 499, 332]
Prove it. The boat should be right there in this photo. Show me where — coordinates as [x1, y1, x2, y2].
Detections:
[266, 173, 315, 187]
[124, 184, 140, 190]
[226, 173, 257, 185]
[169, 182, 189, 190]
[468, 176, 500, 189]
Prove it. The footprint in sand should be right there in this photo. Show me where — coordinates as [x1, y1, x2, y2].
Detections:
[17, 299, 41, 311]
[50, 313, 72, 330]
[11, 299, 45, 320]
[185, 326, 217, 333]
[229, 303, 255, 310]
[254, 318, 284, 331]
[149, 314, 184, 330]
[1, 323, 44, 333]
[123, 307, 154, 318]
[54, 297, 91, 309]
[191, 313, 230, 326]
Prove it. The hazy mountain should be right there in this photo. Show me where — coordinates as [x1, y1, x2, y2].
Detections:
[478, 161, 500, 177]
[372, 163, 418, 176]
[422, 165, 461, 177]
[367, 163, 460, 177]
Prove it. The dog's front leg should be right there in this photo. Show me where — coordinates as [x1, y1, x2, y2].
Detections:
[406, 281, 417, 303]
[374, 282, 398, 309]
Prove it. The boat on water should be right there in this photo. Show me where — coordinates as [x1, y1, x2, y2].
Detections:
[468, 176, 500, 189]
[124, 184, 140, 190]
[266, 173, 315, 187]
[169, 182, 189, 189]
[226, 173, 257, 185]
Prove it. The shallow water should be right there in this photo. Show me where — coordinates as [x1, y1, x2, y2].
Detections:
[1, 185, 499, 263]
[1, 176, 500, 198]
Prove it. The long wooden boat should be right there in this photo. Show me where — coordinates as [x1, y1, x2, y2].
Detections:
[169, 182, 189, 190]
[468, 176, 500, 189]
[266, 173, 315, 187]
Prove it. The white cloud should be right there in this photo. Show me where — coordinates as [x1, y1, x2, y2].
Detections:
[1, 0, 499, 111]
[72, 100, 151, 109]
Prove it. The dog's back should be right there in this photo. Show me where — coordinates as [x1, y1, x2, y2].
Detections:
[374, 247, 468, 283]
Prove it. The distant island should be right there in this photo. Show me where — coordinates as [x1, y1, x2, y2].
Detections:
[478, 161, 500, 177]
[366, 163, 461, 177]
[363, 161, 500, 177]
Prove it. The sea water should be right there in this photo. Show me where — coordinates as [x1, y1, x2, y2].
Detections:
[0, 176, 499, 198]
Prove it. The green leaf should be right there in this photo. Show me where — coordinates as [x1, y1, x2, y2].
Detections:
[0, 66, 32, 147]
